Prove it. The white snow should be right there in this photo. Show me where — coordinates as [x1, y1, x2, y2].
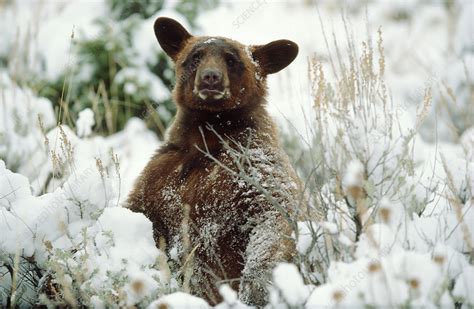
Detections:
[0, 0, 106, 80]
[342, 160, 365, 190]
[270, 263, 309, 307]
[148, 292, 210, 309]
[76, 108, 95, 138]
[203, 38, 218, 44]
[452, 265, 474, 305]
[218, 284, 238, 305]
[114, 67, 170, 102]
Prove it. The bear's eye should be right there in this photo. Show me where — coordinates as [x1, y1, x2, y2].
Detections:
[226, 58, 235, 67]
[192, 51, 202, 62]
[225, 54, 238, 67]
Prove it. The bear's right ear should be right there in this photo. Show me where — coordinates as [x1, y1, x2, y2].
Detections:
[154, 17, 192, 61]
[251, 40, 298, 75]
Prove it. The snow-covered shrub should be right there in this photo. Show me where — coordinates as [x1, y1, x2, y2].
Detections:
[0, 71, 168, 306]
[0, 151, 176, 307]
[0, 159, 173, 307]
[275, 16, 474, 309]
[1, 72, 161, 196]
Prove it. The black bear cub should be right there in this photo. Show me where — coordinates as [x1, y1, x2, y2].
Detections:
[128, 17, 301, 306]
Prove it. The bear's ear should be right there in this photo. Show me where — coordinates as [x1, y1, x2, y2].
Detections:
[154, 17, 192, 61]
[251, 40, 298, 75]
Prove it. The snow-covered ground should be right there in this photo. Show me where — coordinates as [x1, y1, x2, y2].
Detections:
[0, 0, 473, 307]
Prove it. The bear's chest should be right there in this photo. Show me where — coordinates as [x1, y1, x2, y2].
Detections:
[158, 150, 257, 208]
[154, 148, 267, 229]
[153, 149, 263, 257]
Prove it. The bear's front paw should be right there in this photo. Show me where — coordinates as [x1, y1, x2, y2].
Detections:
[239, 279, 268, 307]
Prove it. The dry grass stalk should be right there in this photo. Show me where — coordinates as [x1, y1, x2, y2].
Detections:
[95, 157, 106, 179]
[441, 154, 474, 261]
[416, 87, 433, 130]
[110, 148, 121, 207]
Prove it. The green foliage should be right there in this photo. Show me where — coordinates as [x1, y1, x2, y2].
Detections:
[37, 15, 160, 136]
[175, 0, 219, 27]
[108, 0, 165, 20]
[35, 0, 217, 138]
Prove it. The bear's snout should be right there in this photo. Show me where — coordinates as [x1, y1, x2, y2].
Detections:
[200, 68, 223, 89]
[194, 66, 230, 101]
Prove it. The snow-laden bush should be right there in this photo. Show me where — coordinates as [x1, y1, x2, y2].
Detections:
[0, 73, 172, 307]
[0, 158, 174, 307]
[267, 19, 474, 309]
[1, 72, 161, 196]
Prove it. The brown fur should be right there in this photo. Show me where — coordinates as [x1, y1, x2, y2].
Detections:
[128, 17, 301, 306]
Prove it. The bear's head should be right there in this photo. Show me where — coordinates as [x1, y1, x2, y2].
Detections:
[154, 17, 298, 112]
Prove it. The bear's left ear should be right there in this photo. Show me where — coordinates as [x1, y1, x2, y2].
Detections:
[154, 17, 192, 61]
[251, 40, 299, 75]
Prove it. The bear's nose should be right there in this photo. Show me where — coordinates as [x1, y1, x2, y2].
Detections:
[200, 69, 223, 89]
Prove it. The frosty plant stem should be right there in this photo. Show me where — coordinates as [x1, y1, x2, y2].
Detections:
[56, 27, 76, 129]
[181, 203, 194, 294]
[110, 149, 121, 208]
[7, 248, 20, 308]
